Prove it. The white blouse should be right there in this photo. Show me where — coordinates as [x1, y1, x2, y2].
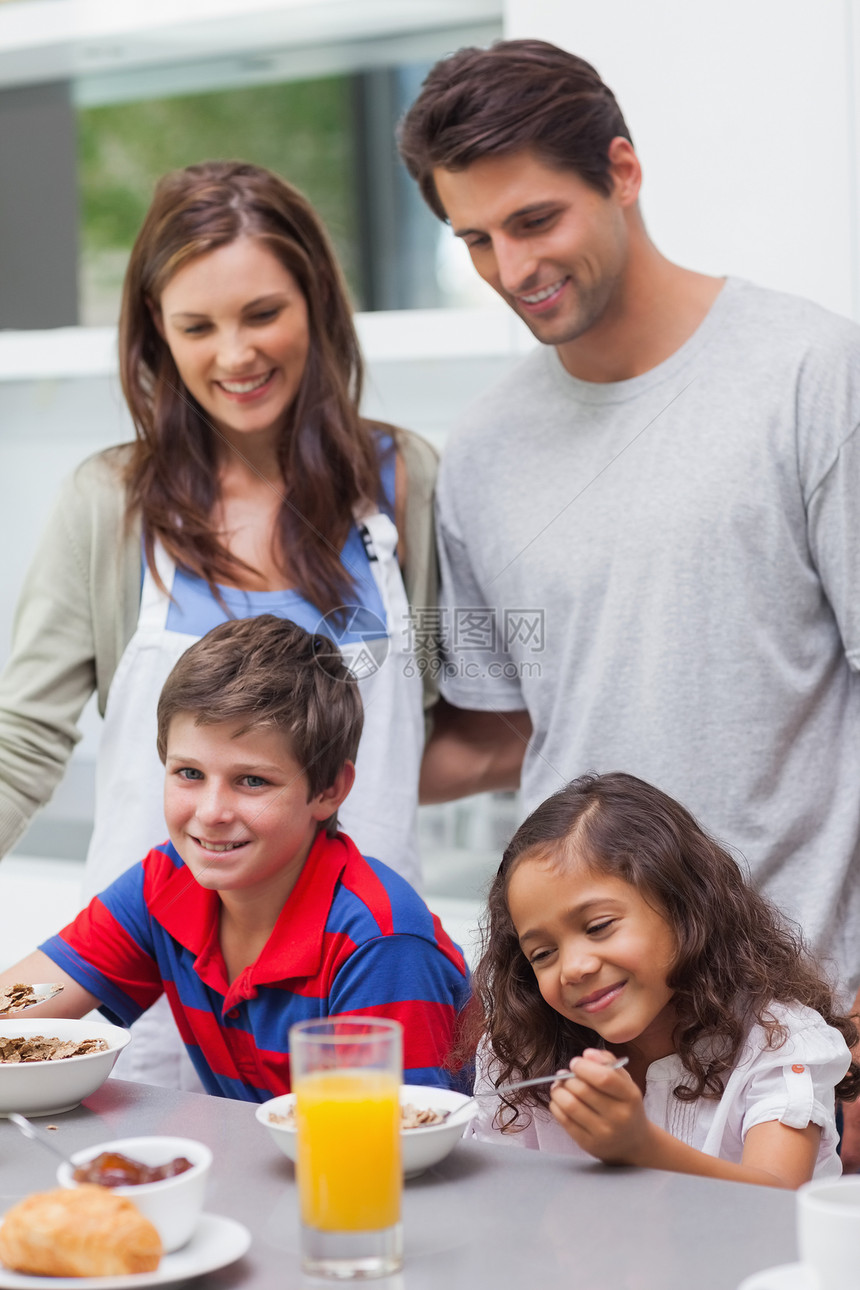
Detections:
[469, 1001, 851, 1179]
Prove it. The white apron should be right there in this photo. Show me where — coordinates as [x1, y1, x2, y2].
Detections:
[85, 511, 424, 1088]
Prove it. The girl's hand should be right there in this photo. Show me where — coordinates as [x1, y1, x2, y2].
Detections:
[549, 1050, 820, 1186]
[549, 1049, 654, 1166]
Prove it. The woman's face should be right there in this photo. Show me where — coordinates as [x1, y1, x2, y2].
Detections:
[156, 236, 311, 452]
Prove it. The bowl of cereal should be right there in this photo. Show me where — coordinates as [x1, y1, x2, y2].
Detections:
[0, 1018, 130, 1117]
[257, 1084, 477, 1178]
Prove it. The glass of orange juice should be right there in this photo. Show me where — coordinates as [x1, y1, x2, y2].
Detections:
[290, 1017, 403, 1279]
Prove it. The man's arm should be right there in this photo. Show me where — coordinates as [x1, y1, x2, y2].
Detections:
[419, 699, 531, 803]
[0, 949, 101, 1018]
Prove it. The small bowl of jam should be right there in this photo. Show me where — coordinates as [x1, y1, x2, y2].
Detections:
[57, 1136, 212, 1252]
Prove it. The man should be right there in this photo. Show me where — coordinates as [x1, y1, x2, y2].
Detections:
[398, 42, 860, 1017]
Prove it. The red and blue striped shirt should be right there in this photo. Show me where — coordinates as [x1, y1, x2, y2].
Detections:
[41, 831, 471, 1102]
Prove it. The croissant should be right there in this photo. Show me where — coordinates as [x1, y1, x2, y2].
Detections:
[0, 1185, 162, 1276]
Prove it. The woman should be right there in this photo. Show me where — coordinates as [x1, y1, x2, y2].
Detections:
[0, 161, 437, 1083]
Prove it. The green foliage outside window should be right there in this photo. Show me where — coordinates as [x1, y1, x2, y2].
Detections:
[77, 77, 359, 324]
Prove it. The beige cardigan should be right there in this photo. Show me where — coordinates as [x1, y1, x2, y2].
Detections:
[0, 431, 439, 857]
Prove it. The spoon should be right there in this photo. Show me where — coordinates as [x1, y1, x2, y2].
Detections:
[0, 984, 65, 1015]
[445, 1055, 630, 1124]
[7, 1112, 74, 1167]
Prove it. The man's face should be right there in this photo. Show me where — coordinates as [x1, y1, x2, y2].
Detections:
[434, 150, 631, 350]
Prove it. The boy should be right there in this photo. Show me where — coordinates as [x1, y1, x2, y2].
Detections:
[0, 616, 469, 1100]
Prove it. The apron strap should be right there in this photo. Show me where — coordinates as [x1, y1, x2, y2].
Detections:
[138, 541, 177, 631]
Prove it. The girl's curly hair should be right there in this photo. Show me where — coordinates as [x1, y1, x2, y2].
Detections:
[467, 772, 859, 1131]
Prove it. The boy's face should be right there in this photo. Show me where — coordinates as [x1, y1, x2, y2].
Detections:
[163, 714, 352, 904]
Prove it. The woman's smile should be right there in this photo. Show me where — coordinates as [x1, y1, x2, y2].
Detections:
[215, 371, 277, 400]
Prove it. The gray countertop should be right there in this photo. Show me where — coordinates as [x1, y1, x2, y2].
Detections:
[0, 1079, 797, 1288]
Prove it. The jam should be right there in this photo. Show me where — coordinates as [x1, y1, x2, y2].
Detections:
[72, 1150, 193, 1187]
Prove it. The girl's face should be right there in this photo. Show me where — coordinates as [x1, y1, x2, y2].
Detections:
[506, 851, 678, 1065]
[156, 236, 310, 453]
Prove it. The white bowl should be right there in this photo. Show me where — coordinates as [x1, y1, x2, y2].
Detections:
[0, 1017, 130, 1117]
[256, 1083, 477, 1179]
[57, 1135, 212, 1253]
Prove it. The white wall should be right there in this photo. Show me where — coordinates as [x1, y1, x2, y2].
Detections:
[504, 0, 860, 320]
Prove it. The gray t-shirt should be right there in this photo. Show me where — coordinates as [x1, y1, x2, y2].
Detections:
[436, 277, 860, 998]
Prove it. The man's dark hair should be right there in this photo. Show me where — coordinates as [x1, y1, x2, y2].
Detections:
[397, 39, 632, 220]
[157, 616, 362, 836]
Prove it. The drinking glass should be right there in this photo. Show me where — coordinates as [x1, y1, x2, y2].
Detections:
[290, 1017, 403, 1280]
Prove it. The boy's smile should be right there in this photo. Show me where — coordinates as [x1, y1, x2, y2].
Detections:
[507, 854, 678, 1068]
[163, 715, 351, 908]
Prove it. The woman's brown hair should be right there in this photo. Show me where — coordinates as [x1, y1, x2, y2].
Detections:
[120, 160, 384, 615]
[471, 772, 859, 1131]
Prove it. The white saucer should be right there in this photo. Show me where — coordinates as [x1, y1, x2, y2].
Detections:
[737, 1264, 811, 1290]
[0, 1211, 251, 1288]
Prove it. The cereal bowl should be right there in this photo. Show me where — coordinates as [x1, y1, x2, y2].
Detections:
[257, 1083, 477, 1179]
[0, 1018, 130, 1117]
[57, 1135, 212, 1252]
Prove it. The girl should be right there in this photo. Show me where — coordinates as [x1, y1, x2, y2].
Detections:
[0, 161, 437, 1085]
[469, 772, 858, 1187]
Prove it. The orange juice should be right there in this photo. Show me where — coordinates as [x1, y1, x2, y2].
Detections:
[295, 1069, 401, 1231]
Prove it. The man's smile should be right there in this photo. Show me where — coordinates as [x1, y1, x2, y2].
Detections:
[517, 276, 569, 308]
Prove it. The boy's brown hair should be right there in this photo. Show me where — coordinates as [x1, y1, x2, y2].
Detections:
[397, 39, 633, 221]
[156, 616, 362, 835]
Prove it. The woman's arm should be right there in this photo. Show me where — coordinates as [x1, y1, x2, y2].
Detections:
[0, 481, 99, 852]
[549, 1050, 821, 1189]
[0, 449, 136, 858]
[419, 699, 531, 802]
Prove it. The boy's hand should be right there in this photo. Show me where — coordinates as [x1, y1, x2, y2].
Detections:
[0, 950, 99, 1020]
[549, 1049, 653, 1166]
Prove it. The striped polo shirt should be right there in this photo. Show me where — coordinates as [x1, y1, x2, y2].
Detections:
[41, 831, 470, 1101]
